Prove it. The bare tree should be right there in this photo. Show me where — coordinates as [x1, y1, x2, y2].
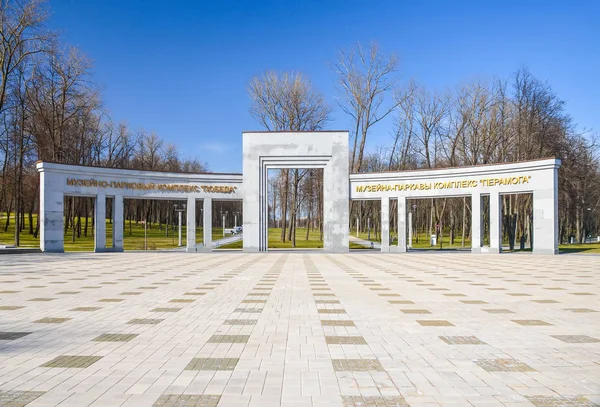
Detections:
[248, 71, 331, 246]
[332, 42, 399, 173]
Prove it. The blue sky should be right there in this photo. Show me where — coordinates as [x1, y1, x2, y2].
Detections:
[48, 0, 599, 172]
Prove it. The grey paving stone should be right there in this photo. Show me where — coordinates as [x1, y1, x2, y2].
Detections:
[152, 394, 221, 407]
[551, 335, 600, 343]
[512, 319, 553, 326]
[224, 319, 257, 325]
[208, 335, 250, 343]
[185, 358, 239, 371]
[321, 320, 355, 326]
[342, 395, 409, 407]
[332, 359, 385, 372]
[325, 336, 367, 345]
[439, 335, 486, 345]
[127, 318, 164, 324]
[93, 333, 139, 342]
[0, 390, 45, 407]
[41, 355, 103, 368]
[33, 317, 70, 323]
[0, 332, 32, 340]
[474, 358, 536, 372]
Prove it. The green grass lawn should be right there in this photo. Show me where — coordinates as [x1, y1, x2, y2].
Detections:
[0, 213, 224, 251]
[219, 227, 323, 249]
[2, 213, 599, 254]
[558, 242, 600, 254]
[352, 231, 382, 242]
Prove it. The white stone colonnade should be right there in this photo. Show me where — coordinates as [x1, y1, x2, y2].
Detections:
[37, 133, 561, 255]
[349, 158, 561, 255]
[37, 162, 243, 253]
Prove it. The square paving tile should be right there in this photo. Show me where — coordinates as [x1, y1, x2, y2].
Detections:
[127, 318, 163, 325]
[439, 336, 486, 345]
[483, 308, 514, 314]
[474, 358, 535, 372]
[70, 307, 102, 312]
[233, 308, 262, 313]
[417, 320, 454, 326]
[512, 319, 553, 326]
[318, 309, 346, 314]
[208, 335, 250, 343]
[93, 334, 139, 342]
[0, 390, 45, 407]
[322, 320, 355, 327]
[33, 318, 71, 324]
[332, 359, 385, 372]
[341, 395, 409, 407]
[151, 308, 181, 312]
[326, 336, 367, 345]
[525, 395, 598, 406]
[551, 335, 600, 343]
[389, 300, 414, 304]
[564, 308, 597, 313]
[185, 358, 239, 371]
[224, 319, 257, 325]
[0, 332, 32, 340]
[152, 394, 221, 407]
[401, 309, 431, 314]
[41, 355, 103, 368]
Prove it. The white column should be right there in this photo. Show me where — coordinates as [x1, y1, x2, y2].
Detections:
[94, 193, 106, 252]
[186, 196, 196, 252]
[533, 167, 559, 254]
[489, 191, 502, 253]
[396, 197, 407, 252]
[178, 211, 182, 246]
[203, 198, 212, 252]
[39, 171, 64, 253]
[381, 198, 390, 252]
[112, 195, 124, 252]
[408, 212, 413, 249]
[471, 192, 482, 253]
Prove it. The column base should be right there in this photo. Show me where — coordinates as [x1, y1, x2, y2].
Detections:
[390, 246, 407, 253]
[471, 247, 501, 254]
[185, 247, 197, 253]
[533, 248, 559, 255]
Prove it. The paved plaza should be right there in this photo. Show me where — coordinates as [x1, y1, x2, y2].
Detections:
[0, 252, 598, 407]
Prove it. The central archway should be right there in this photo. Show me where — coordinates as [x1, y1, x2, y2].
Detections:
[242, 131, 349, 252]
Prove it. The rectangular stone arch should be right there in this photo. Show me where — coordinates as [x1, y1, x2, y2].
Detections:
[242, 131, 349, 252]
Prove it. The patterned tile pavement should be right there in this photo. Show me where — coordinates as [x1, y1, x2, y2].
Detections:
[0, 252, 598, 406]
